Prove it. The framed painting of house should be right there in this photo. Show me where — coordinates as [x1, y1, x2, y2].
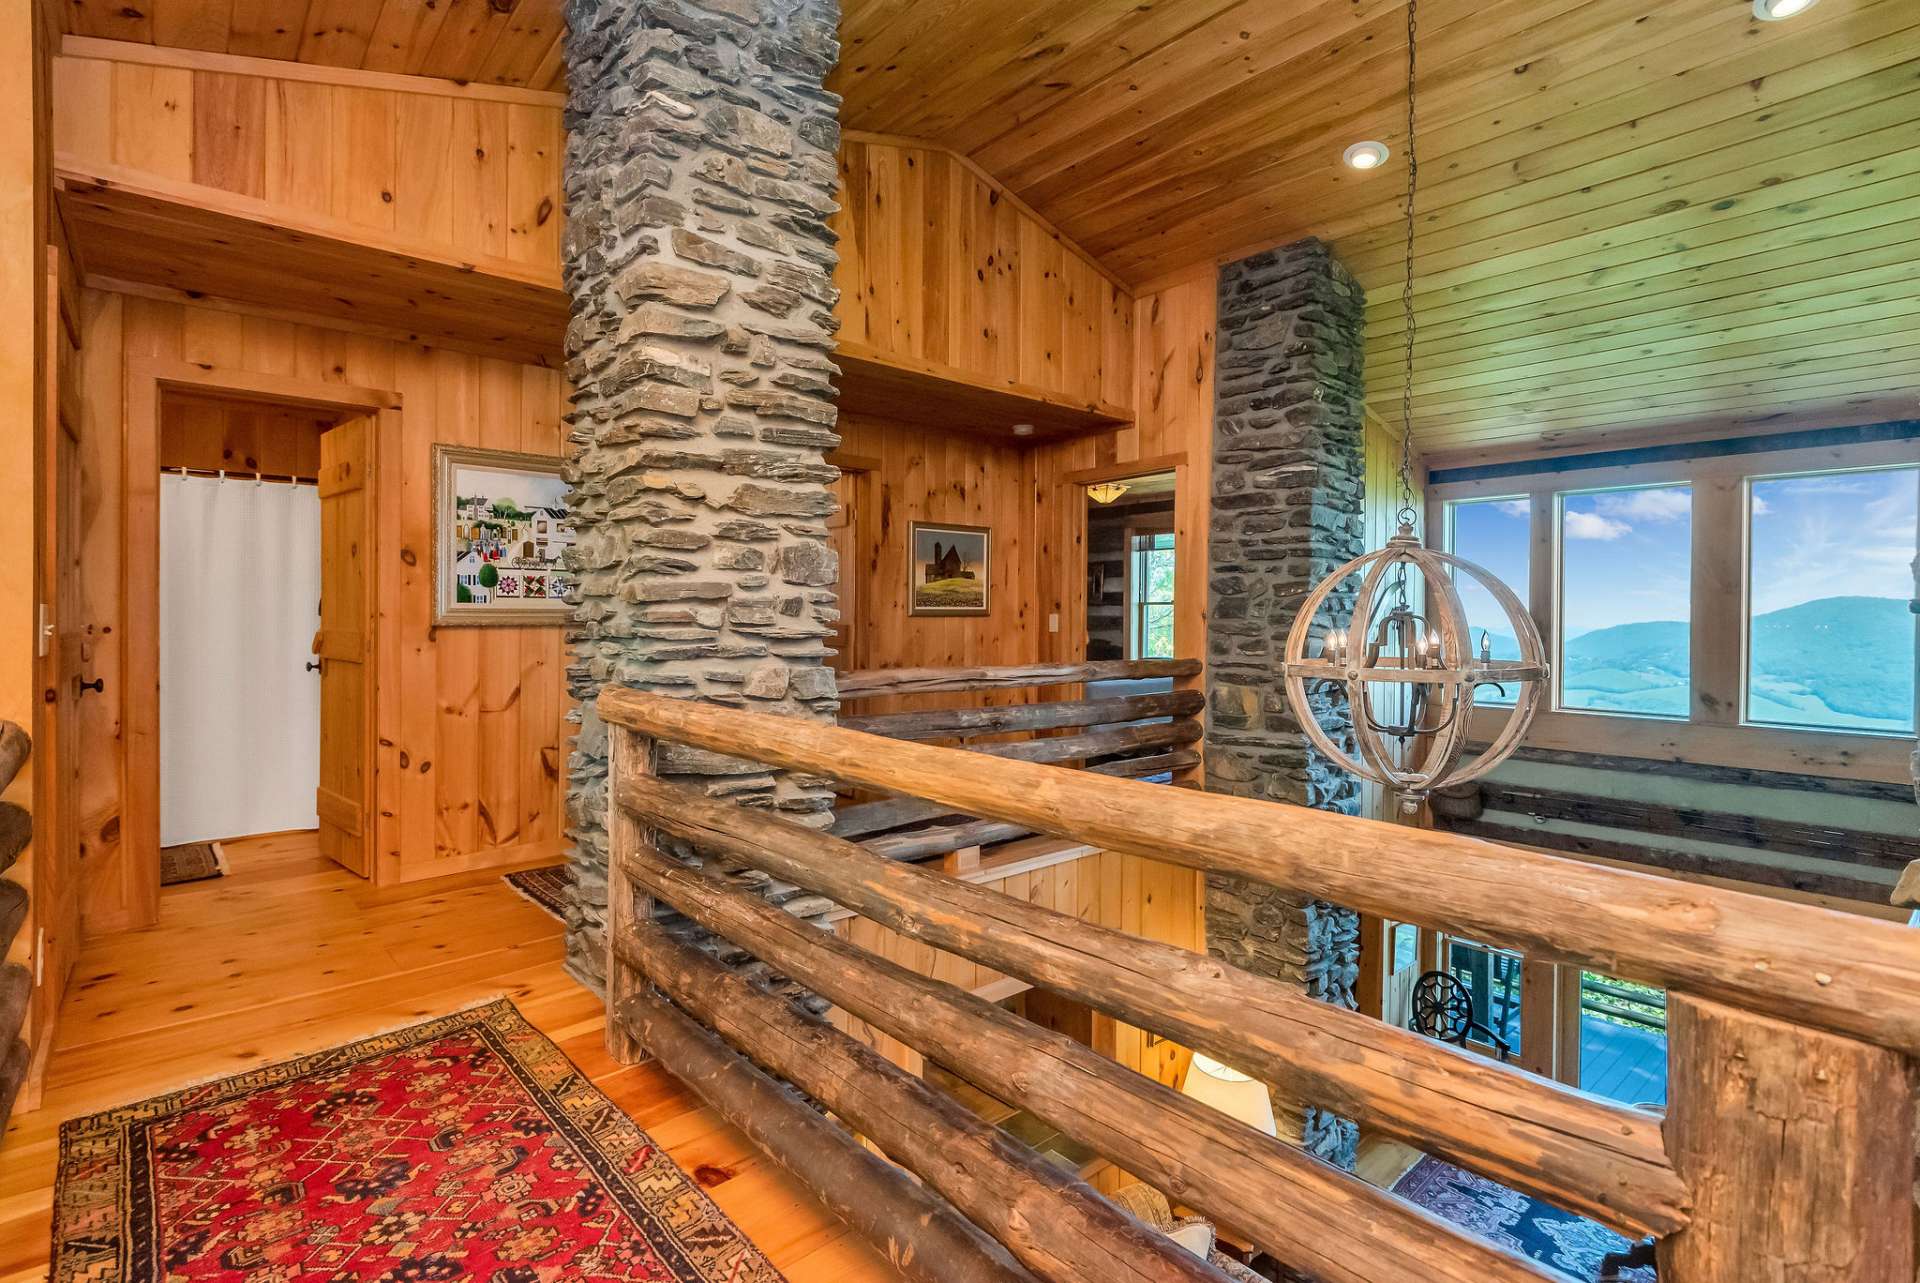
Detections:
[432, 444, 575, 626]
[909, 521, 990, 616]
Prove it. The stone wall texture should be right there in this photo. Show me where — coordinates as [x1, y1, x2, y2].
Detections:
[561, 0, 845, 989]
[1205, 237, 1366, 1168]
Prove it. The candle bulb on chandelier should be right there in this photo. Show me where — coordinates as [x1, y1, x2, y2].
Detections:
[1479, 630, 1491, 664]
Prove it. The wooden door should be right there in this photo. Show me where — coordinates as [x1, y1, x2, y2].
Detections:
[315, 418, 374, 876]
[27, 244, 85, 1103]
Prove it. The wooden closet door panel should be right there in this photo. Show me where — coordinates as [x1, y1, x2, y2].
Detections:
[316, 417, 373, 876]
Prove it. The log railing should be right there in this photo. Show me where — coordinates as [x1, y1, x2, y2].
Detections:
[598, 688, 1917, 1283]
[830, 658, 1202, 864]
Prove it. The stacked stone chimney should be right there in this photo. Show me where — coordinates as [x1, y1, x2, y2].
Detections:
[1205, 238, 1367, 1168]
[560, 0, 845, 989]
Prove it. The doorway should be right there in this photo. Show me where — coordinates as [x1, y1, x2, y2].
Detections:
[1083, 469, 1177, 664]
[158, 394, 330, 858]
[118, 362, 393, 927]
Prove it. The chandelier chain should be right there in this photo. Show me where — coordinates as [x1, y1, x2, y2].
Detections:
[1396, 0, 1419, 525]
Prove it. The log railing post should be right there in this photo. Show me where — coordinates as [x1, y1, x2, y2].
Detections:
[604, 725, 655, 1066]
[1659, 993, 1915, 1283]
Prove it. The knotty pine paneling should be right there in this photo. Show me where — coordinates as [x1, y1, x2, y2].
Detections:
[74, 292, 569, 929]
[51, 51, 565, 273]
[834, 411, 1041, 719]
[832, 137, 1134, 418]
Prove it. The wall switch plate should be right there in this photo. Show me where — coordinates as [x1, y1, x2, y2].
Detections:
[1047, 612, 1059, 633]
[37, 603, 52, 658]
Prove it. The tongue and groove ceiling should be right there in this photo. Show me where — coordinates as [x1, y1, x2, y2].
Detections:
[64, 0, 1920, 458]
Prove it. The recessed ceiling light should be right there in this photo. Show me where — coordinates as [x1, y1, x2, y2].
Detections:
[1753, 0, 1818, 18]
[1011, 423, 1035, 437]
[1343, 141, 1390, 171]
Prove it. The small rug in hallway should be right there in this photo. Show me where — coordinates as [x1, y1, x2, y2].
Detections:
[504, 862, 573, 922]
[158, 840, 227, 887]
[1392, 1155, 1653, 1281]
[52, 999, 786, 1283]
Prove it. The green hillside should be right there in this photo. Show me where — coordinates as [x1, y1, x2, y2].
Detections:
[1549, 596, 1913, 729]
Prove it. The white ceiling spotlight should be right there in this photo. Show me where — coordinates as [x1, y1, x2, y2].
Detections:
[1343, 141, 1390, 171]
[1753, 0, 1819, 18]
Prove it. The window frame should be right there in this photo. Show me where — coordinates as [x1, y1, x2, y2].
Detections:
[1426, 437, 1917, 785]
[1123, 516, 1176, 662]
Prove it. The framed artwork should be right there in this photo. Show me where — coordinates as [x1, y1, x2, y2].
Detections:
[432, 444, 575, 626]
[909, 521, 990, 616]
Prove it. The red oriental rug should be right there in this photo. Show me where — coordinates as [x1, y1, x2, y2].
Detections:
[51, 999, 787, 1283]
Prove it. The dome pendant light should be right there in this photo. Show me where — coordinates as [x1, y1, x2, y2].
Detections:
[1279, 0, 1548, 815]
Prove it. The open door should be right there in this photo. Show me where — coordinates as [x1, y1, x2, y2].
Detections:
[315, 417, 374, 876]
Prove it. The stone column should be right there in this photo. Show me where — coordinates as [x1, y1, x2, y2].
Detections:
[1204, 238, 1366, 1167]
[561, 0, 845, 989]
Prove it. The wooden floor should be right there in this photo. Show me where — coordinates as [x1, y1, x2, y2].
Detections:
[0, 831, 904, 1283]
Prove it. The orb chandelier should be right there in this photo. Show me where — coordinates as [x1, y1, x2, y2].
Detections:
[1278, 0, 1547, 814]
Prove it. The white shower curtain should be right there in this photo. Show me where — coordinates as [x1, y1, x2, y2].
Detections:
[160, 474, 323, 846]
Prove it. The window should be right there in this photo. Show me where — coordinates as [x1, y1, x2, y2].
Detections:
[1445, 497, 1531, 705]
[1128, 529, 1176, 660]
[1558, 485, 1692, 717]
[1747, 465, 1917, 734]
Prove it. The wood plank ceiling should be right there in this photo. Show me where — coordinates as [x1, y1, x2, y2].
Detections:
[65, 0, 1920, 458]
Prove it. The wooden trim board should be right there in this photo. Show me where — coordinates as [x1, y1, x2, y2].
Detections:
[60, 34, 568, 108]
[57, 164, 567, 368]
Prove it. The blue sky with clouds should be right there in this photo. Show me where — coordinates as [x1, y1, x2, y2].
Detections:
[1449, 465, 1917, 639]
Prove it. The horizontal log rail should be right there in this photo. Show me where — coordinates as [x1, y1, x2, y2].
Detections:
[623, 922, 1235, 1283]
[837, 657, 1200, 700]
[612, 835, 1560, 1283]
[600, 692, 1916, 1283]
[616, 769, 1686, 1237]
[600, 687, 1920, 1057]
[840, 689, 1205, 740]
[625, 984, 1042, 1283]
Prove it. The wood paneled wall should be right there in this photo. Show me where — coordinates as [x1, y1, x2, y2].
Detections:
[832, 135, 1134, 414]
[1031, 269, 1217, 671]
[74, 292, 570, 931]
[834, 411, 1040, 715]
[160, 392, 332, 479]
[51, 46, 565, 273]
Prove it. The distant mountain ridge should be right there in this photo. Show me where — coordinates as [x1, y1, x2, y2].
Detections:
[1476, 596, 1913, 728]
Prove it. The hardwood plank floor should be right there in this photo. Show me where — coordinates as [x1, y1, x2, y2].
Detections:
[0, 831, 905, 1283]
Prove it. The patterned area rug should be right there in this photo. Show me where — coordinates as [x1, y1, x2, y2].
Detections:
[504, 863, 573, 922]
[52, 999, 786, 1283]
[159, 840, 227, 887]
[1392, 1155, 1654, 1282]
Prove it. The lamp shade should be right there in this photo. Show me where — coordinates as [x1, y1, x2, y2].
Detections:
[1180, 1053, 1277, 1136]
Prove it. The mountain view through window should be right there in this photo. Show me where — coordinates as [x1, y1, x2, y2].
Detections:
[1559, 485, 1693, 716]
[1747, 466, 1916, 733]
[1447, 498, 1530, 706]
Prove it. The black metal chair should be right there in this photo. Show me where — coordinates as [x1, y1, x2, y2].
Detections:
[1410, 969, 1514, 1061]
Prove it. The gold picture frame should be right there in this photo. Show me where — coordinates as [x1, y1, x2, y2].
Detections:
[908, 521, 991, 617]
[432, 443, 574, 626]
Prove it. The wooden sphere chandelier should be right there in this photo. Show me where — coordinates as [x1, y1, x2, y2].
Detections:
[1281, 521, 1547, 814]
[1279, 0, 1547, 812]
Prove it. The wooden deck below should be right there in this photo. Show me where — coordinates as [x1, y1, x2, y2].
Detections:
[0, 831, 905, 1283]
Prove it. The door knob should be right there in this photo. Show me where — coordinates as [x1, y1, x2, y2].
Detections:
[305, 660, 321, 673]
[77, 676, 104, 696]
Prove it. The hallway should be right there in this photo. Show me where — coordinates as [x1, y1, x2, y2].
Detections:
[0, 833, 901, 1283]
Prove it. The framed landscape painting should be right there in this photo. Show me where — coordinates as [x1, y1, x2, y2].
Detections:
[909, 521, 990, 617]
[432, 444, 575, 626]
